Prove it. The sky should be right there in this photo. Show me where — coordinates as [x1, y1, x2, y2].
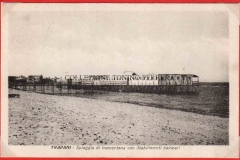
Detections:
[8, 10, 229, 82]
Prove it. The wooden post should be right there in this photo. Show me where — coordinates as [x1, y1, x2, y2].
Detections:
[53, 83, 54, 94]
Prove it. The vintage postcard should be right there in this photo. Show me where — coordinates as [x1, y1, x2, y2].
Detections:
[1, 3, 239, 158]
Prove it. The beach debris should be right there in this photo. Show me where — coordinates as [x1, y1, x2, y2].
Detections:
[8, 94, 20, 98]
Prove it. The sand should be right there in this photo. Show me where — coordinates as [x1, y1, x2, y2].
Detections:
[8, 89, 228, 145]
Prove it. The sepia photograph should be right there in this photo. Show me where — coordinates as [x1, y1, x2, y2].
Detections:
[1, 3, 239, 158]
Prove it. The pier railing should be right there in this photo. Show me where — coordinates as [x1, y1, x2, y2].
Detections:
[9, 82, 199, 94]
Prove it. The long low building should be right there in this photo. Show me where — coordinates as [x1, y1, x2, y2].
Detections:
[65, 74, 199, 86]
[64, 74, 199, 94]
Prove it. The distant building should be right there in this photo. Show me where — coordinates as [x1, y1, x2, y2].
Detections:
[8, 76, 17, 83]
[41, 77, 54, 85]
[16, 75, 27, 81]
[28, 75, 43, 83]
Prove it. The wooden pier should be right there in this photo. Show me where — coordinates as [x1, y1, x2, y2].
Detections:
[9, 83, 199, 94]
[8, 74, 199, 94]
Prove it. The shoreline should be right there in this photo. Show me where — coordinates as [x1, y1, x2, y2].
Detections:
[8, 89, 228, 145]
[40, 92, 229, 118]
[24, 87, 228, 118]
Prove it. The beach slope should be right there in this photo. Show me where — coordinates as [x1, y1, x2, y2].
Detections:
[8, 89, 228, 145]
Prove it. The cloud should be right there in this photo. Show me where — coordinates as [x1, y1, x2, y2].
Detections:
[8, 11, 229, 82]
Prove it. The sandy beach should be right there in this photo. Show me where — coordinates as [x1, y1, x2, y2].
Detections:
[8, 89, 228, 145]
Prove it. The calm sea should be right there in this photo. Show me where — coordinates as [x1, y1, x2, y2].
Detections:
[58, 83, 229, 118]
